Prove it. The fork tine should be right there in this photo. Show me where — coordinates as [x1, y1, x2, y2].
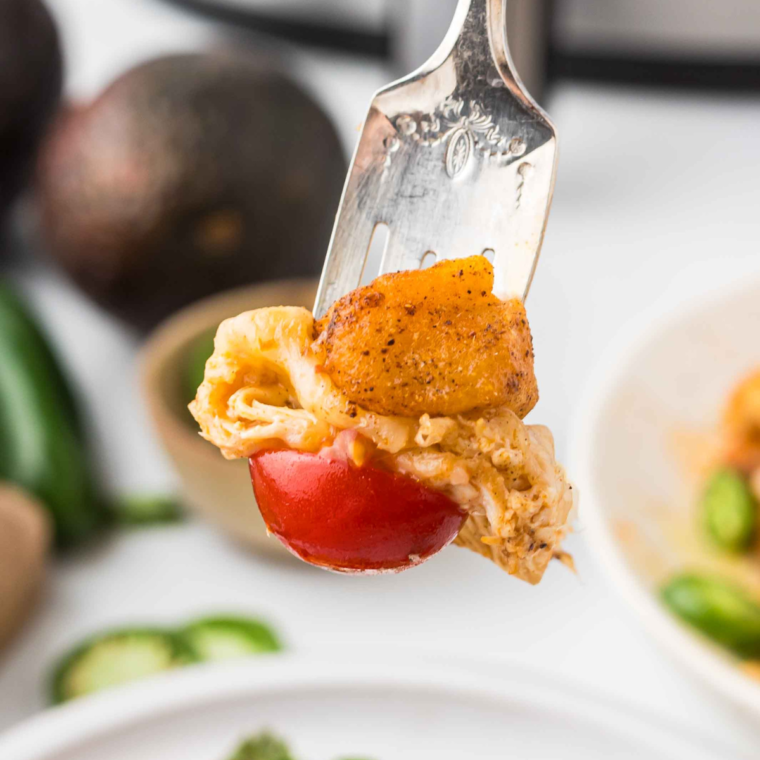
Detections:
[314, 108, 395, 317]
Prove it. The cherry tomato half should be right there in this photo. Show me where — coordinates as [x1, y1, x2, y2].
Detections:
[249, 449, 467, 574]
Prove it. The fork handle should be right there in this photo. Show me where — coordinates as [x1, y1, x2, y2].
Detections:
[439, 0, 520, 92]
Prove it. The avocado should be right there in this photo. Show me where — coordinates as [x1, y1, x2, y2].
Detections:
[0, 0, 62, 228]
[36, 52, 346, 330]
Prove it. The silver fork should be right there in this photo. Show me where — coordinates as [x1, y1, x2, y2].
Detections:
[314, 0, 558, 319]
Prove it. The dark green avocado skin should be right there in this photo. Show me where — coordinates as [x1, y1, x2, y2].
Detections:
[0, 0, 63, 227]
[37, 53, 347, 330]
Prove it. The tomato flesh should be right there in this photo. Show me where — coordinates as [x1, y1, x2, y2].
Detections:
[249, 449, 467, 573]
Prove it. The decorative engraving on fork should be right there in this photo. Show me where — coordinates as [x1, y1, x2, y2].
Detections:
[446, 128, 472, 178]
[390, 96, 527, 178]
[515, 162, 532, 208]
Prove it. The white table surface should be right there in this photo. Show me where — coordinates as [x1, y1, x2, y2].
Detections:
[2, 0, 760, 754]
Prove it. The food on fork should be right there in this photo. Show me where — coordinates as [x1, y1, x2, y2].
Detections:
[191, 256, 574, 583]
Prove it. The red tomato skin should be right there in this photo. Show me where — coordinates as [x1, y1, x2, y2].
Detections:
[249, 450, 467, 573]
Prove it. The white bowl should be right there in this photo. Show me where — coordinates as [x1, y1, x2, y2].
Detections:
[0, 653, 739, 760]
[573, 274, 760, 715]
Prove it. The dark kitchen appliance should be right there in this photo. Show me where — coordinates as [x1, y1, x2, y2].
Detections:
[167, 0, 760, 92]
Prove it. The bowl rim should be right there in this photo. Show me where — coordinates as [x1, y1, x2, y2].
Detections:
[570, 270, 760, 715]
[0, 651, 740, 759]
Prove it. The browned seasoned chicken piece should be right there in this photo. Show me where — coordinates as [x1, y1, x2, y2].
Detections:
[312, 256, 538, 418]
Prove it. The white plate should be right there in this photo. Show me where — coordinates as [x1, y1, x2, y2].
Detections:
[0, 654, 738, 760]
[573, 274, 760, 716]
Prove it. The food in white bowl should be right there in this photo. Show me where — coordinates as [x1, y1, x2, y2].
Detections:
[573, 274, 760, 714]
[221, 731, 371, 760]
[658, 368, 760, 665]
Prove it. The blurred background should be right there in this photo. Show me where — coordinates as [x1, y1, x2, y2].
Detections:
[1, 0, 760, 753]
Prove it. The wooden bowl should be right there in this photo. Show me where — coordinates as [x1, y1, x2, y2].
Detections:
[0, 485, 50, 652]
[140, 280, 316, 556]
